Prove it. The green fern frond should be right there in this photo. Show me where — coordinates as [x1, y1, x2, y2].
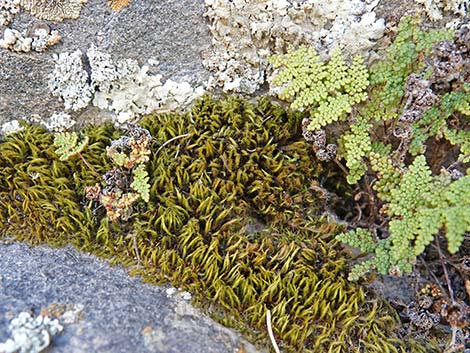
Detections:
[369, 152, 402, 202]
[269, 46, 369, 131]
[131, 164, 150, 202]
[369, 16, 453, 110]
[53, 132, 89, 161]
[339, 117, 372, 184]
[339, 155, 470, 280]
[388, 155, 432, 218]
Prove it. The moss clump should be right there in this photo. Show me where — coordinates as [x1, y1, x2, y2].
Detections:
[0, 96, 428, 352]
[0, 123, 117, 246]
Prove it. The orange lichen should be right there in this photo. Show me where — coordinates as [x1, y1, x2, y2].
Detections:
[107, 0, 129, 11]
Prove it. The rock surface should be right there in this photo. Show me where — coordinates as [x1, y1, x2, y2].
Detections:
[0, 240, 263, 353]
[0, 0, 212, 126]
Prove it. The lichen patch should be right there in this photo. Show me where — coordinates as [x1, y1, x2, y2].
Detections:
[20, 0, 87, 22]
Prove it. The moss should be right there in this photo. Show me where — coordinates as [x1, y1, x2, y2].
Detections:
[0, 96, 430, 352]
[0, 123, 114, 246]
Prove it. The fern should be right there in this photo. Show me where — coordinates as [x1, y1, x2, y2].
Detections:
[337, 230, 395, 281]
[53, 132, 89, 161]
[338, 155, 470, 279]
[410, 87, 470, 157]
[369, 152, 402, 202]
[269, 46, 369, 131]
[339, 117, 372, 184]
[106, 149, 130, 168]
[369, 16, 453, 112]
[131, 164, 150, 202]
[388, 155, 432, 218]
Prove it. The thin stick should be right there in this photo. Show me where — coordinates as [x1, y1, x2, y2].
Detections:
[333, 157, 349, 176]
[130, 231, 141, 266]
[447, 326, 459, 351]
[155, 133, 190, 156]
[435, 235, 456, 304]
[79, 153, 100, 177]
[266, 309, 280, 353]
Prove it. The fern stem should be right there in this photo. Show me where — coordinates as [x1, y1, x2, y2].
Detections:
[333, 157, 349, 176]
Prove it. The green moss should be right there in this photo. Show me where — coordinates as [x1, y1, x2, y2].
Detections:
[0, 123, 114, 246]
[0, 96, 429, 352]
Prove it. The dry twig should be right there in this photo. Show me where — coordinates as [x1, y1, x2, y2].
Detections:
[155, 133, 191, 156]
[266, 309, 280, 353]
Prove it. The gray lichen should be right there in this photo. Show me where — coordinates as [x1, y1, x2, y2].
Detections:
[0, 28, 31, 51]
[87, 44, 205, 122]
[203, 0, 385, 94]
[19, 0, 87, 22]
[29, 111, 76, 132]
[0, 311, 63, 353]
[0, 119, 24, 135]
[416, 0, 470, 21]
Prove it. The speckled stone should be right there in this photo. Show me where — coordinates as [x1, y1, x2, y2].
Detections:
[0, 0, 211, 127]
[0, 241, 263, 353]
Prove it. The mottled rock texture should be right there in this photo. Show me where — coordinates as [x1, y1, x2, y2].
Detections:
[0, 0, 212, 126]
[0, 241, 262, 353]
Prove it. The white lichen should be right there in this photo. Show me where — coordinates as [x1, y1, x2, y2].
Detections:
[0, 312, 63, 353]
[1, 119, 24, 135]
[416, 0, 470, 21]
[39, 303, 84, 324]
[48, 45, 206, 123]
[1, 0, 20, 26]
[165, 286, 192, 301]
[43, 111, 76, 131]
[203, 0, 385, 94]
[0, 28, 32, 51]
[87, 45, 205, 121]
[0, 24, 60, 52]
[58, 303, 84, 324]
[48, 49, 93, 111]
[29, 111, 76, 132]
